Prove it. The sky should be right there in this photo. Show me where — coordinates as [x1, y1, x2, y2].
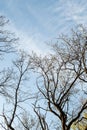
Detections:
[0, 1, 87, 129]
[0, 0, 87, 54]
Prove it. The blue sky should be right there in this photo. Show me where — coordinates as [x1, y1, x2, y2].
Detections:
[0, 0, 87, 54]
[0, 1, 87, 128]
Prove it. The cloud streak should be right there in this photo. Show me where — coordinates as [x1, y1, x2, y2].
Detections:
[44, 0, 87, 35]
[7, 22, 49, 55]
[52, 0, 87, 25]
[1, 0, 87, 54]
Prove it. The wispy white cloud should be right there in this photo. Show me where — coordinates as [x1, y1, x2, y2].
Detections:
[64, 1, 87, 24]
[53, 0, 87, 24]
[6, 22, 49, 55]
[1, 0, 87, 55]
[45, 0, 87, 34]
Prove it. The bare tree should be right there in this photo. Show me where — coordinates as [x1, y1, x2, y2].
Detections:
[0, 52, 31, 130]
[0, 16, 40, 130]
[0, 15, 18, 97]
[0, 15, 18, 130]
[0, 16, 87, 130]
[29, 25, 87, 130]
[16, 111, 39, 130]
[0, 16, 17, 55]
[33, 100, 49, 130]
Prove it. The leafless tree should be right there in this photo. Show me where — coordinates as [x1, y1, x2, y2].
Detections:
[0, 15, 24, 130]
[0, 16, 87, 130]
[0, 15, 18, 97]
[29, 25, 87, 130]
[0, 16, 17, 55]
[0, 52, 32, 130]
[0, 16, 37, 130]
[16, 111, 40, 130]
